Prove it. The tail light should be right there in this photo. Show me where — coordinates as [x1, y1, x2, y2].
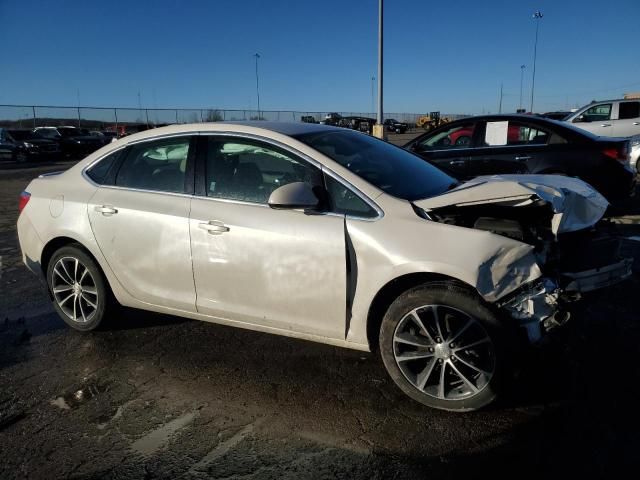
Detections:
[602, 142, 630, 166]
[18, 191, 31, 213]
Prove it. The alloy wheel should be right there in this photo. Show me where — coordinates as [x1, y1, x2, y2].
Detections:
[51, 256, 99, 323]
[392, 305, 495, 401]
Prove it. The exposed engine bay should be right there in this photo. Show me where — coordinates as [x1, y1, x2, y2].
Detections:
[412, 175, 634, 342]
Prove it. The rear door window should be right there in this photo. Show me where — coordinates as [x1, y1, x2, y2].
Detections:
[115, 137, 192, 193]
[483, 121, 551, 146]
[619, 102, 640, 120]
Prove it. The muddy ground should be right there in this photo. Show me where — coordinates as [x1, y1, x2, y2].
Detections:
[1, 150, 639, 479]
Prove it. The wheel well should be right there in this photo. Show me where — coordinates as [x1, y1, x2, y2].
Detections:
[366, 273, 474, 350]
[40, 237, 103, 278]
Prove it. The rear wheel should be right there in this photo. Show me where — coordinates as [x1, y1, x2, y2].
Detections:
[379, 283, 507, 411]
[46, 245, 112, 331]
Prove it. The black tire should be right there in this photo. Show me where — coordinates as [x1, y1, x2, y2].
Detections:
[379, 282, 509, 412]
[46, 244, 113, 331]
[14, 151, 28, 163]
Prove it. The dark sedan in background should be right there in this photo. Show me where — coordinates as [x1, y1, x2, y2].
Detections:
[404, 114, 635, 201]
[0, 128, 60, 163]
[33, 126, 106, 158]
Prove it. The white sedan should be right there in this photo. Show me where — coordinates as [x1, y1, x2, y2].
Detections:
[17, 122, 631, 411]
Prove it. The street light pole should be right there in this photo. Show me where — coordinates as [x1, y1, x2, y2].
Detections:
[530, 11, 543, 113]
[253, 53, 261, 118]
[373, 0, 385, 138]
[371, 76, 375, 114]
[519, 64, 526, 111]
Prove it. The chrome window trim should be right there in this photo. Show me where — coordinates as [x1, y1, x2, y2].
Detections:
[81, 132, 196, 188]
[199, 131, 384, 221]
[81, 129, 384, 220]
[422, 143, 550, 154]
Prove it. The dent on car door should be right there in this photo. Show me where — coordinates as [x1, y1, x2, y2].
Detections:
[87, 136, 197, 311]
[467, 120, 548, 177]
[188, 136, 348, 339]
[411, 122, 477, 178]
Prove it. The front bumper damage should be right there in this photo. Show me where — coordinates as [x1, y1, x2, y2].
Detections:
[501, 256, 633, 343]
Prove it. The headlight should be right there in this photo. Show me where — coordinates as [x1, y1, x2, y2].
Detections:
[75, 140, 82, 144]
[23, 142, 34, 148]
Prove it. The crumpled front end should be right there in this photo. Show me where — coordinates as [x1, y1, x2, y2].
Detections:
[412, 173, 633, 342]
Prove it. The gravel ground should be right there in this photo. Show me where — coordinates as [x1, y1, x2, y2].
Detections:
[1, 155, 639, 479]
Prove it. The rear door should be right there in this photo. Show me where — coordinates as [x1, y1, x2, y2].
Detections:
[614, 101, 640, 137]
[87, 135, 197, 312]
[466, 120, 551, 177]
[410, 121, 478, 178]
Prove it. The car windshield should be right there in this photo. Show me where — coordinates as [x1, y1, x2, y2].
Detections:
[36, 129, 61, 139]
[58, 128, 86, 137]
[295, 129, 456, 201]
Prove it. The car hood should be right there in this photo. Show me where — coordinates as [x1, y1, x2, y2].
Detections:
[414, 174, 609, 235]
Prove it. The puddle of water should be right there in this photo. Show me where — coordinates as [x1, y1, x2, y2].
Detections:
[50, 382, 107, 411]
[130, 411, 198, 457]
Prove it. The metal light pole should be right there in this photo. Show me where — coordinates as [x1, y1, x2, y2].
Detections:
[519, 64, 526, 111]
[530, 11, 543, 113]
[371, 76, 375, 115]
[498, 83, 503, 113]
[373, 0, 385, 138]
[253, 53, 261, 119]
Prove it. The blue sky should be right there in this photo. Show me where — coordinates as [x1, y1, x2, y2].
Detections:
[1, 0, 639, 114]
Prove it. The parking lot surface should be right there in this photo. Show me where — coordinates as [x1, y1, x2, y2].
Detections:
[1, 155, 639, 479]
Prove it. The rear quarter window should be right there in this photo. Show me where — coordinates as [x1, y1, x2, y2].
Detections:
[86, 150, 122, 184]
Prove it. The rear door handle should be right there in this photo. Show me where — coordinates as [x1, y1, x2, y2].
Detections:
[94, 205, 118, 215]
[633, 122, 640, 126]
[199, 221, 230, 235]
[515, 156, 531, 161]
[601, 123, 612, 127]
[449, 160, 465, 165]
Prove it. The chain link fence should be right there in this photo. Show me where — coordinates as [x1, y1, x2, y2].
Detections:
[0, 105, 467, 131]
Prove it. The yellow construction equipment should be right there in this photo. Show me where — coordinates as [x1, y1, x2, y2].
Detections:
[416, 112, 451, 131]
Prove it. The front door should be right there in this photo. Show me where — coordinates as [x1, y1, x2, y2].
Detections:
[411, 121, 478, 178]
[87, 135, 197, 311]
[189, 136, 347, 339]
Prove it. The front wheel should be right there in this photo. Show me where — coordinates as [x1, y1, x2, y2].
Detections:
[14, 151, 28, 163]
[379, 283, 507, 411]
[46, 245, 113, 331]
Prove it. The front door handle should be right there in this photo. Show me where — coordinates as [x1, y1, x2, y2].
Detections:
[199, 221, 230, 235]
[449, 160, 465, 166]
[601, 123, 612, 127]
[94, 205, 118, 215]
[515, 156, 531, 161]
[633, 122, 640, 126]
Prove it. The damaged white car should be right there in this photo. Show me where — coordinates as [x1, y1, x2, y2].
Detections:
[17, 122, 632, 411]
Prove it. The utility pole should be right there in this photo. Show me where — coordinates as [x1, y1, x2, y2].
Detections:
[498, 83, 503, 113]
[253, 53, 261, 119]
[530, 11, 543, 113]
[371, 76, 375, 115]
[373, 0, 385, 139]
[519, 65, 526, 111]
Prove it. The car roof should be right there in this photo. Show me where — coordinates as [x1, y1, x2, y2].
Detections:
[115, 121, 343, 145]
